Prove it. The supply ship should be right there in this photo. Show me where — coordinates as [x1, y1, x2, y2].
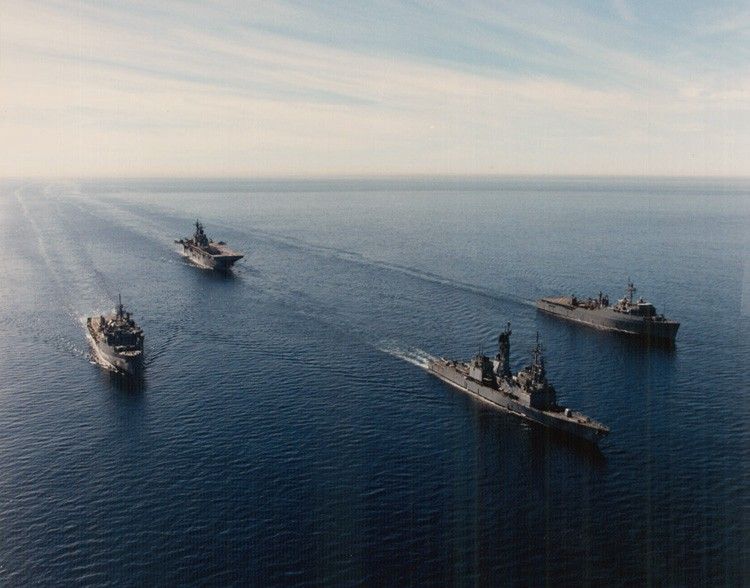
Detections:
[427, 326, 609, 444]
[177, 220, 243, 271]
[86, 295, 144, 374]
[536, 282, 679, 343]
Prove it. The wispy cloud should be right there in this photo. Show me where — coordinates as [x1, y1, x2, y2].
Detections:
[0, 0, 747, 177]
[612, 0, 636, 23]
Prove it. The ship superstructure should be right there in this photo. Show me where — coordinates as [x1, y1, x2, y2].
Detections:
[86, 295, 144, 374]
[427, 325, 609, 444]
[177, 220, 243, 271]
[537, 282, 679, 343]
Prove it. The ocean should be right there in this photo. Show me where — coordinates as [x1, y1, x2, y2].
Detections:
[0, 177, 747, 585]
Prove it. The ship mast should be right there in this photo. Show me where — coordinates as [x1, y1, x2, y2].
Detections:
[626, 280, 636, 304]
[496, 322, 512, 378]
[194, 219, 208, 246]
[531, 332, 546, 383]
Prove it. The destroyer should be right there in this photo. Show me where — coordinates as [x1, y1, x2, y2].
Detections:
[537, 282, 679, 343]
[86, 295, 144, 374]
[177, 220, 243, 271]
[427, 326, 609, 444]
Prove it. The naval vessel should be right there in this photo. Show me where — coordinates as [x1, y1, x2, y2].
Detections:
[86, 295, 144, 374]
[537, 282, 679, 343]
[427, 326, 609, 444]
[177, 220, 244, 271]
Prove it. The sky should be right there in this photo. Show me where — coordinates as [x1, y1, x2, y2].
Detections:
[0, 0, 748, 178]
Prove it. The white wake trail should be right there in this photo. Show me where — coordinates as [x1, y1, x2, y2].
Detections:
[379, 344, 437, 370]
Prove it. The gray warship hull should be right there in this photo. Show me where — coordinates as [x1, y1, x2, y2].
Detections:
[537, 297, 679, 342]
[427, 359, 608, 444]
[178, 220, 243, 271]
[86, 325, 142, 374]
[181, 243, 243, 271]
[86, 298, 144, 375]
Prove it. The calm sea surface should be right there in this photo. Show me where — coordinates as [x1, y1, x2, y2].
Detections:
[0, 178, 748, 585]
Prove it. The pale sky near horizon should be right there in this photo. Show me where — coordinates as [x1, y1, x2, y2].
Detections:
[1, 1, 748, 178]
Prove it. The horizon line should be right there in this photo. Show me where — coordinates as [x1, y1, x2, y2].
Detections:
[3, 173, 750, 182]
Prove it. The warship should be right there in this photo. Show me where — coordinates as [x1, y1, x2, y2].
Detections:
[427, 326, 609, 444]
[86, 295, 144, 374]
[177, 220, 243, 271]
[536, 282, 679, 343]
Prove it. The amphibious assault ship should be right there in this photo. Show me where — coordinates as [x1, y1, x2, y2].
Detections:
[86, 295, 144, 374]
[177, 220, 243, 271]
[427, 326, 609, 444]
[537, 283, 679, 343]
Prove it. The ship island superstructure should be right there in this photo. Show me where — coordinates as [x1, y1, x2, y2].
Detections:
[537, 282, 679, 343]
[427, 325, 609, 444]
[177, 220, 243, 271]
[86, 295, 144, 374]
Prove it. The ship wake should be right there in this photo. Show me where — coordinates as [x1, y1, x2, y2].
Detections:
[379, 344, 437, 370]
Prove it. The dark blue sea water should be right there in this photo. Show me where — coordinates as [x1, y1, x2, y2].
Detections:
[0, 178, 748, 585]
